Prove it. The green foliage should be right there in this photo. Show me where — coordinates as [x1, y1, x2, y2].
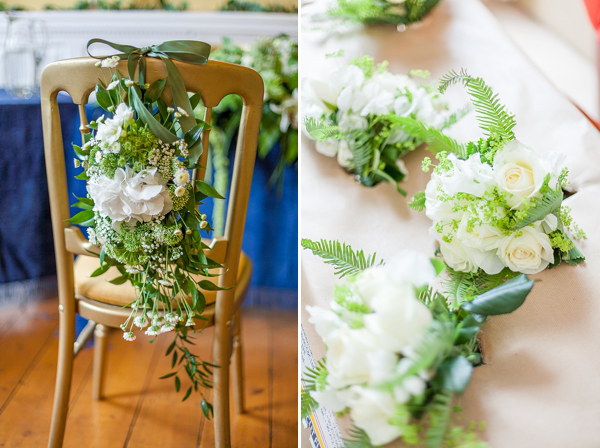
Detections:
[443, 267, 519, 308]
[301, 389, 320, 420]
[439, 68, 516, 141]
[343, 425, 376, 448]
[386, 115, 467, 157]
[326, 0, 441, 27]
[304, 117, 342, 141]
[409, 191, 426, 211]
[461, 274, 534, 316]
[425, 390, 454, 448]
[220, 0, 297, 12]
[509, 189, 563, 230]
[301, 238, 382, 278]
[44, 0, 188, 10]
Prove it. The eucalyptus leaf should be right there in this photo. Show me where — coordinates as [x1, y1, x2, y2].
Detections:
[434, 355, 473, 393]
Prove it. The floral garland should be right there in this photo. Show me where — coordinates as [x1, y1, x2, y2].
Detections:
[301, 239, 534, 447]
[402, 69, 586, 304]
[319, 0, 442, 28]
[304, 56, 463, 195]
[71, 42, 224, 411]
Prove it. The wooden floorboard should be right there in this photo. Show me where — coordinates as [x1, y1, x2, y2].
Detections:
[0, 297, 298, 447]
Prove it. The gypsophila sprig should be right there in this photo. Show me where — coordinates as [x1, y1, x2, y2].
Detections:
[302, 240, 534, 447]
[69, 46, 226, 410]
[303, 56, 465, 195]
[406, 69, 585, 301]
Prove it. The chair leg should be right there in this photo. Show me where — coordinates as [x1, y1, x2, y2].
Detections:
[213, 315, 232, 448]
[92, 324, 109, 400]
[231, 309, 244, 414]
[48, 304, 76, 448]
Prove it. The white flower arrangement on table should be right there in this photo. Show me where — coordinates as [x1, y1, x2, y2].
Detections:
[304, 56, 464, 195]
[318, 0, 442, 29]
[401, 69, 586, 304]
[70, 39, 225, 411]
[301, 238, 534, 447]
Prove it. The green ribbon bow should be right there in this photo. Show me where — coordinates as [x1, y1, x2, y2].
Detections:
[87, 38, 211, 150]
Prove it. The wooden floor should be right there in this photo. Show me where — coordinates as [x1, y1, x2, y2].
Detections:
[0, 297, 298, 447]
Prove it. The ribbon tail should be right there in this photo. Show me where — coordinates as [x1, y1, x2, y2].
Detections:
[161, 56, 196, 135]
[87, 38, 139, 58]
[131, 88, 179, 144]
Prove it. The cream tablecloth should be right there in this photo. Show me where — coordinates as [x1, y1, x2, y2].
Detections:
[300, 0, 600, 446]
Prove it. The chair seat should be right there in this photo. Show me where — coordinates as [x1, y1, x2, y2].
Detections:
[74, 252, 252, 308]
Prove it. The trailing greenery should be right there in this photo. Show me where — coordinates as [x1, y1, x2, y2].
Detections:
[43, 0, 187, 10]
[300, 238, 382, 278]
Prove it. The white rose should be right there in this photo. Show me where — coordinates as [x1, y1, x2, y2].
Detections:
[354, 265, 390, 303]
[347, 386, 403, 446]
[337, 140, 353, 168]
[384, 250, 436, 288]
[113, 103, 134, 126]
[364, 284, 433, 354]
[493, 140, 560, 209]
[314, 140, 339, 158]
[424, 173, 465, 224]
[96, 119, 122, 146]
[496, 225, 554, 274]
[325, 327, 396, 388]
[431, 227, 478, 273]
[441, 153, 495, 197]
[310, 387, 351, 413]
[87, 166, 172, 230]
[306, 305, 346, 341]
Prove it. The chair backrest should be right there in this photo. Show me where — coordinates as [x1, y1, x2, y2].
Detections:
[40, 56, 264, 313]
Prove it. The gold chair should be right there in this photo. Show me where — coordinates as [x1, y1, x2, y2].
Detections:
[41, 56, 264, 448]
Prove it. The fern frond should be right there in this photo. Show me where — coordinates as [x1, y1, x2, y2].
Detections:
[343, 424, 375, 448]
[509, 188, 563, 230]
[425, 390, 454, 448]
[409, 191, 426, 211]
[443, 267, 519, 307]
[302, 358, 328, 391]
[301, 388, 320, 420]
[304, 116, 342, 141]
[347, 130, 373, 175]
[387, 115, 466, 157]
[440, 103, 472, 130]
[438, 69, 516, 141]
[301, 238, 383, 278]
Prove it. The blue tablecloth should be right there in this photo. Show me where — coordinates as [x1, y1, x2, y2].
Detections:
[0, 89, 297, 308]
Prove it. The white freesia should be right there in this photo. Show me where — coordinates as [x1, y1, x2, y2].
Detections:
[496, 224, 554, 274]
[364, 283, 433, 353]
[306, 305, 346, 341]
[441, 153, 495, 197]
[493, 140, 561, 209]
[87, 166, 172, 230]
[348, 387, 403, 446]
[113, 103, 134, 126]
[106, 80, 120, 91]
[359, 83, 395, 116]
[96, 119, 122, 146]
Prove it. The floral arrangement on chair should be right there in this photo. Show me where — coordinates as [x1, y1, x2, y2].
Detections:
[304, 56, 464, 195]
[317, 0, 442, 28]
[301, 239, 534, 447]
[69, 39, 224, 410]
[400, 69, 586, 304]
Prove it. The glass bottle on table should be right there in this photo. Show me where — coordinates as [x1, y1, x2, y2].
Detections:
[3, 13, 48, 99]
